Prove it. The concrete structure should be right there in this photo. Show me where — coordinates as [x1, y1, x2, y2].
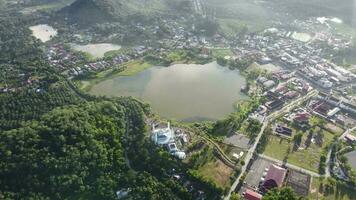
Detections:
[151, 122, 175, 145]
[244, 189, 262, 200]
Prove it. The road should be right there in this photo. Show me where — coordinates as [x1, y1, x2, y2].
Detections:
[224, 121, 268, 200]
[224, 90, 318, 200]
[259, 154, 321, 177]
[325, 126, 356, 177]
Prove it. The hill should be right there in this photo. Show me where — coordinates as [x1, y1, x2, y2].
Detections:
[60, 0, 192, 25]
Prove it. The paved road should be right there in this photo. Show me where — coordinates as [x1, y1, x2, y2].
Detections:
[259, 154, 321, 177]
[224, 121, 268, 200]
[326, 126, 356, 177]
[224, 90, 318, 200]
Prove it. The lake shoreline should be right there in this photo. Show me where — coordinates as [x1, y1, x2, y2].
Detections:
[87, 61, 248, 121]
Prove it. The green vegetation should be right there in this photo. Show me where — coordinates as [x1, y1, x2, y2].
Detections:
[263, 128, 335, 172]
[212, 97, 261, 137]
[0, 82, 83, 131]
[75, 59, 152, 91]
[60, 0, 192, 26]
[118, 60, 152, 76]
[211, 48, 234, 58]
[309, 177, 356, 200]
[263, 187, 302, 200]
[0, 14, 225, 200]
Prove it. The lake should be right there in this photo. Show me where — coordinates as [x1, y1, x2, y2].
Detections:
[345, 151, 356, 169]
[30, 24, 57, 42]
[90, 62, 248, 121]
[71, 43, 121, 58]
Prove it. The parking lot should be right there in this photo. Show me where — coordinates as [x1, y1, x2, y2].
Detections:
[244, 157, 275, 190]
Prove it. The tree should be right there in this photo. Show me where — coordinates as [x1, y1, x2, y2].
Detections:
[263, 187, 301, 200]
[231, 192, 242, 200]
[309, 116, 326, 128]
[293, 133, 303, 147]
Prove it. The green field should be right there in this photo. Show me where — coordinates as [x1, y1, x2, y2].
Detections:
[197, 158, 234, 189]
[263, 129, 335, 172]
[211, 48, 234, 58]
[309, 178, 356, 200]
[118, 60, 152, 76]
[76, 60, 152, 91]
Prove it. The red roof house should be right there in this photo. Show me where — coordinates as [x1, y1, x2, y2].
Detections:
[262, 165, 287, 191]
[244, 189, 262, 200]
[293, 112, 311, 123]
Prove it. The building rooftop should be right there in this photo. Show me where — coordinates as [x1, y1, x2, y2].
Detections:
[244, 189, 262, 200]
[151, 123, 175, 145]
[263, 165, 287, 191]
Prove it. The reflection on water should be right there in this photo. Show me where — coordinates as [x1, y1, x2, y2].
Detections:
[90, 62, 248, 121]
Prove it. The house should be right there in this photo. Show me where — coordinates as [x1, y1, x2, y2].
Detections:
[262, 165, 287, 191]
[275, 125, 293, 137]
[266, 99, 284, 111]
[344, 134, 356, 144]
[244, 189, 262, 200]
[293, 112, 311, 125]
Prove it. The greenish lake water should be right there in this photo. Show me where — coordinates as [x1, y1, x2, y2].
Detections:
[90, 62, 248, 121]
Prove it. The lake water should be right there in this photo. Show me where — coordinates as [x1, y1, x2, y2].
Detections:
[345, 151, 356, 169]
[71, 43, 121, 58]
[29, 24, 57, 42]
[90, 62, 248, 121]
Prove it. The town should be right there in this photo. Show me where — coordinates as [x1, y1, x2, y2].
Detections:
[1, 1, 356, 200]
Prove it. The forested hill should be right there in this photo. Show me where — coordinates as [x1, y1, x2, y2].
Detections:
[0, 100, 191, 199]
[60, 0, 192, 25]
[0, 14, 217, 200]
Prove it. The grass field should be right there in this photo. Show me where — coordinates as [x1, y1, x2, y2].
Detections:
[264, 129, 335, 172]
[76, 59, 152, 91]
[118, 60, 152, 76]
[309, 178, 356, 200]
[198, 159, 234, 189]
[211, 48, 234, 58]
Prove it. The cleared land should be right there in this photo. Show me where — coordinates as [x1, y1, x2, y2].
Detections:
[198, 159, 234, 189]
[263, 129, 335, 172]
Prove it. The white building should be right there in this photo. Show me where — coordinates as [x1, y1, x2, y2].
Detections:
[151, 122, 175, 145]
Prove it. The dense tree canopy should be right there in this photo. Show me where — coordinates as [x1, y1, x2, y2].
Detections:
[0, 99, 198, 200]
[263, 187, 302, 200]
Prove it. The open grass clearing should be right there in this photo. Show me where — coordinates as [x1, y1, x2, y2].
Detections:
[76, 60, 152, 91]
[197, 159, 234, 189]
[263, 129, 335, 172]
[309, 178, 356, 200]
[211, 48, 234, 58]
